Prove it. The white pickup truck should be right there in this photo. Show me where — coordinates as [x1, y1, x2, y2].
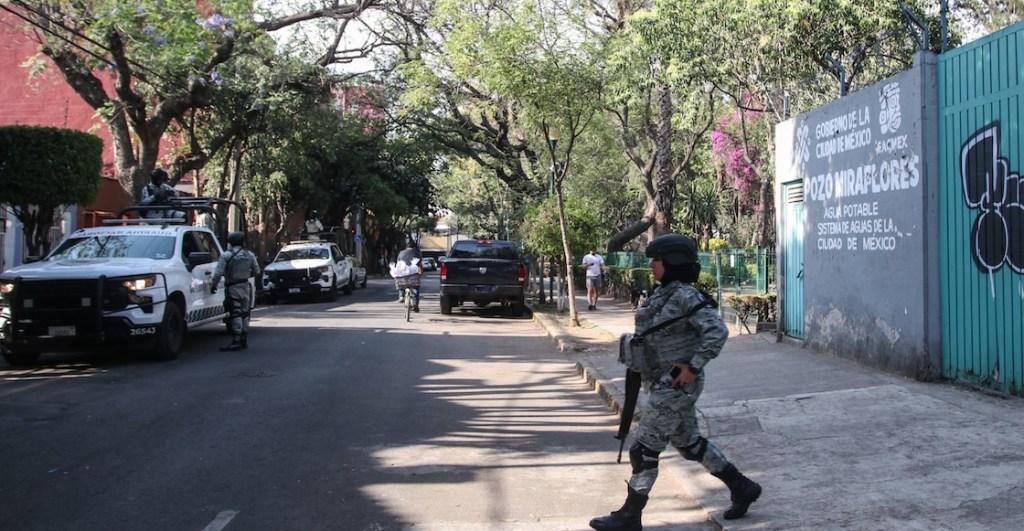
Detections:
[0, 202, 251, 366]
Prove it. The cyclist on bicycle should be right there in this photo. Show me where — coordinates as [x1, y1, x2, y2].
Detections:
[396, 238, 423, 312]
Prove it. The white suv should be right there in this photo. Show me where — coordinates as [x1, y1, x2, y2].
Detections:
[262, 241, 354, 303]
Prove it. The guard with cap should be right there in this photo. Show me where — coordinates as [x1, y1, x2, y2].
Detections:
[211, 231, 261, 351]
[589, 233, 762, 531]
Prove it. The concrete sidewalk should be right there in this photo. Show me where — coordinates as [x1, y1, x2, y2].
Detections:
[531, 293, 1024, 531]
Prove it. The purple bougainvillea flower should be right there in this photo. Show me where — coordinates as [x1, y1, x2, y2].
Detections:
[201, 13, 231, 29]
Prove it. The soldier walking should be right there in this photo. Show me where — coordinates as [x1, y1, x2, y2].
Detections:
[590, 233, 762, 530]
[212, 231, 261, 351]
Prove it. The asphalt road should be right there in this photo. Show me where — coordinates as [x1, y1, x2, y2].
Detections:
[0, 273, 714, 531]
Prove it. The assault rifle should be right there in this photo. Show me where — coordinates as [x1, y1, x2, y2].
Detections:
[615, 367, 643, 463]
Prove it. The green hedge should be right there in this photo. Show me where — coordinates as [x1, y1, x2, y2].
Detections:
[0, 125, 102, 207]
[724, 293, 777, 323]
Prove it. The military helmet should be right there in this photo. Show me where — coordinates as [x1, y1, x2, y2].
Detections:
[227, 231, 245, 246]
[646, 233, 699, 266]
[150, 168, 169, 183]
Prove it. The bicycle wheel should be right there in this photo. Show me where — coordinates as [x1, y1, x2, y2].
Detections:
[405, 288, 412, 321]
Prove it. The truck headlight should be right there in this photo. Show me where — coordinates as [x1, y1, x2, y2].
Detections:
[122, 275, 157, 291]
[115, 275, 157, 313]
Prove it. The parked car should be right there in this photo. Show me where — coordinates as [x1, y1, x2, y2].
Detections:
[351, 258, 368, 289]
[421, 257, 437, 271]
[262, 241, 354, 303]
[439, 239, 527, 316]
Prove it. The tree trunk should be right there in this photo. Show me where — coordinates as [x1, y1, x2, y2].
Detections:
[10, 204, 64, 258]
[606, 202, 656, 252]
[555, 183, 580, 327]
[651, 81, 675, 239]
[755, 177, 771, 247]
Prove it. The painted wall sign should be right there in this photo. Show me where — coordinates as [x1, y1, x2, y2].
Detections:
[776, 53, 941, 380]
[795, 80, 923, 255]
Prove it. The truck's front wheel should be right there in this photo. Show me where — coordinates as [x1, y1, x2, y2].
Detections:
[153, 301, 185, 361]
[327, 276, 338, 302]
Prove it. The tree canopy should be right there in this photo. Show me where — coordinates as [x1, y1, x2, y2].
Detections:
[5, 0, 1015, 275]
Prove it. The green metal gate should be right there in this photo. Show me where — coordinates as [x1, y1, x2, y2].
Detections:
[781, 182, 805, 340]
[938, 23, 1024, 395]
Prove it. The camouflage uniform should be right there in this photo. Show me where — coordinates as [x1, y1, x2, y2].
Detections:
[592, 233, 760, 530]
[212, 245, 260, 341]
[628, 280, 730, 495]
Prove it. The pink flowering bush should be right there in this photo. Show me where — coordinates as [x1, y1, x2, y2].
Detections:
[710, 108, 766, 212]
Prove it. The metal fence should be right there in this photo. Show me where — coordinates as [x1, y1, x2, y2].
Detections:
[607, 249, 776, 330]
[606, 249, 776, 296]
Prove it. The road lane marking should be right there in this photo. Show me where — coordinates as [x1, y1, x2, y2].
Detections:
[202, 510, 238, 531]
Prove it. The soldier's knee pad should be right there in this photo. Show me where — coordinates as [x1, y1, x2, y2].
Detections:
[629, 442, 661, 474]
[679, 437, 708, 462]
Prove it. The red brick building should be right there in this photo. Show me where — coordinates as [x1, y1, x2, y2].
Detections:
[1, 11, 130, 268]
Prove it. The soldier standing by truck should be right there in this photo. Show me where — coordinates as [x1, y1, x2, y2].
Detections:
[211, 231, 260, 351]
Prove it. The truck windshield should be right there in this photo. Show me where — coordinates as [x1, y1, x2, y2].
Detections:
[449, 242, 518, 259]
[48, 235, 176, 260]
[275, 248, 329, 261]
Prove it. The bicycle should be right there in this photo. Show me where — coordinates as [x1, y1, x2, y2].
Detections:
[394, 272, 421, 322]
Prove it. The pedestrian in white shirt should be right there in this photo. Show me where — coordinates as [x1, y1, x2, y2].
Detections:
[582, 248, 606, 310]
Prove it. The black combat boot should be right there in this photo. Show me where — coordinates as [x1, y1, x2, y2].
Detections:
[240, 333, 248, 349]
[589, 485, 648, 531]
[711, 463, 762, 520]
[220, 335, 243, 351]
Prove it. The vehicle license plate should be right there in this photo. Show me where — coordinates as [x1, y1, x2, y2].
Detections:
[48, 326, 75, 337]
[289, 288, 300, 294]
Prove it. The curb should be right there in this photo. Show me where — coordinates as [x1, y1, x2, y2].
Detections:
[528, 307, 625, 411]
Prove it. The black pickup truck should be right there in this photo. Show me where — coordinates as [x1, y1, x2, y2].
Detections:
[439, 240, 528, 316]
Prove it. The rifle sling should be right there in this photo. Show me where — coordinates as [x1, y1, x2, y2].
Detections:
[636, 296, 714, 339]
